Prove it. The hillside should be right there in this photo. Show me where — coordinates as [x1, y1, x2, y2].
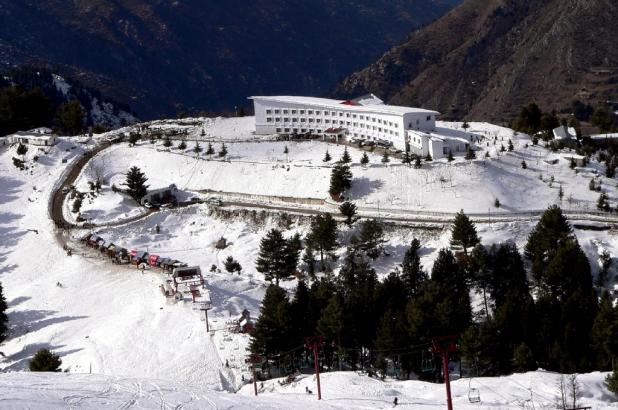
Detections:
[336, 0, 618, 122]
[0, 67, 137, 134]
[0, 0, 460, 118]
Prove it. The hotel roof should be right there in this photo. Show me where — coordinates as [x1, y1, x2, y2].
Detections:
[249, 95, 440, 116]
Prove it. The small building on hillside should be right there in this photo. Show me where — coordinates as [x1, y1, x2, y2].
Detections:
[7, 127, 58, 146]
[140, 184, 178, 206]
[553, 125, 577, 141]
[408, 130, 473, 159]
[561, 153, 586, 167]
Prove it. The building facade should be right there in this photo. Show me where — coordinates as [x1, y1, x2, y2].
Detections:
[249, 95, 439, 151]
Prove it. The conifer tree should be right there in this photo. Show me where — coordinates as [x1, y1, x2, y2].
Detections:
[355, 219, 386, 259]
[16, 143, 28, 157]
[597, 192, 610, 212]
[450, 210, 480, 254]
[193, 142, 202, 154]
[285, 232, 302, 276]
[163, 137, 172, 147]
[0, 282, 7, 344]
[360, 152, 369, 166]
[29, 349, 62, 372]
[302, 247, 317, 276]
[318, 295, 344, 347]
[72, 197, 82, 213]
[125, 166, 149, 201]
[224, 256, 242, 274]
[465, 147, 476, 160]
[400, 239, 427, 298]
[329, 163, 352, 199]
[425, 153, 432, 162]
[250, 285, 292, 356]
[402, 151, 412, 165]
[323, 150, 332, 162]
[340, 147, 351, 163]
[414, 156, 422, 169]
[521, 160, 527, 169]
[508, 139, 514, 151]
[218, 143, 228, 158]
[283, 145, 289, 154]
[255, 229, 290, 285]
[381, 151, 390, 164]
[570, 157, 576, 169]
[206, 142, 214, 155]
[55, 100, 85, 135]
[592, 292, 618, 370]
[447, 151, 454, 162]
[305, 213, 338, 268]
[606, 367, 618, 397]
[339, 201, 358, 226]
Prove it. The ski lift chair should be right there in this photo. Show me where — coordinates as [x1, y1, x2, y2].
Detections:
[468, 378, 481, 403]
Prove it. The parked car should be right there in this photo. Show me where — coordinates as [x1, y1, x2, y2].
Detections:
[61, 186, 70, 194]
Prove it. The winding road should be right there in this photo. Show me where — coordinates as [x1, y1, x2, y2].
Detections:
[49, 141, 618, 232]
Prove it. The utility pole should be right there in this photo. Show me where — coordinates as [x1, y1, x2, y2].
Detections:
[432, 335, 458, 410]
[305, 336, 325, 400]
[245, 354, 262, 396]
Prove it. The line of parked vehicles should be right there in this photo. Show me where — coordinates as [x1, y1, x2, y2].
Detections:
[81, 233, 211, 309]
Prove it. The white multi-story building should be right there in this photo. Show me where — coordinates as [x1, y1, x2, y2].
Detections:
[249, 95, 440, 152]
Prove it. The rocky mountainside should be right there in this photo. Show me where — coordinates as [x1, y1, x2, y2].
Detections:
[0, 0, 460, 119]
[336, 0, 618, 122]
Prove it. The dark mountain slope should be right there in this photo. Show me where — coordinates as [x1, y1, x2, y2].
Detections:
[336, 0, 618, 122]
[0, 0, 460, 118]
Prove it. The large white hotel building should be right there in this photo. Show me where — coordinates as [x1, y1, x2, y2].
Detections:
[249, 95, 444, 154]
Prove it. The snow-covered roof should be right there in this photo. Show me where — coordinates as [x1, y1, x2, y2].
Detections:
[590, 133, 618, 140]
[552, 125, 576, 140]
[249, 96, 440, 116]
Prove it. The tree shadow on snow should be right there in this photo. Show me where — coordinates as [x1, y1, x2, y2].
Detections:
[8, 309, 88, 339]
[347, 177, 384, 199]
[0, 177, 24, 205]
[2, 342, 83, 372]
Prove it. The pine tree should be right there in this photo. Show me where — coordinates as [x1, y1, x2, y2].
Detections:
[570, 157, 576, 169]
[55, 100, 85, 135]
[250, 285, 293, 356]
[339, 201, 358, 226]
[598, 192, 610, 212]
[592, 292, 618, 370]
[381, 151, 390, 164]
[29, 349, 62, 372]
[485, 151, 490, 158]
[401, 151, 412, 165]
[218, 143, 228, 158]
[606, 367, 618, 397]
[340, 147, 351, 163]
[521, 160, 527, 169]
[414, 156, 422, 169]
[285, 232, 302, 276]
[317, 295, 344, 346]
[224, 256, 242, 274]
[302, 247, 317, 276]
[0, 282, 7, 344]
[128, 133, 140, 146]
[329, 163, 352, 199]
[558, 185, 564, 201]
[465, 147, 476, 160]
[355, 219, 386, 259]
[16, 143, 28, 157]
[305, 213, 338, 268]
[163, 137, 172, 148]
[283, 145, 289, 154]
[425, 153, 432, 162]
[447, 151, 454, 162]
[360, 152, 369, 166]
[450, 210, 480, 254]
[462, 121, 470, 131]
[206, 142, 214, 155]
[508, 139, 514, 151]
[72, 197, 82, 213]
[513, 343, 537, 373]
[323, 150, 332, 162]
[500, 144, 506, 152]
[125, 166, 149, 201]
[193, 142, 202, 154]
[256, 229, 290, 285]
[400, 239, 427, 298]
